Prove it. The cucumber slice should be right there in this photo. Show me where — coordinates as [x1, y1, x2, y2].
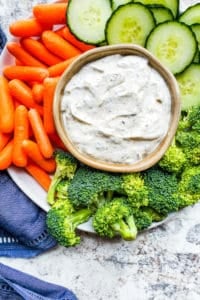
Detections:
[191, 24, 200, 50]
[193, 51, 199, 63]
[149, 6, 173, 24]
[67, 0, 112, 45]
[133, 0, 179, 18]
[146, 21, 197, 74]
[111, 0, 132, 11]
[179, 3, 200, 26]
[106, 3, 155, 46]
[176, 64, 200, 111]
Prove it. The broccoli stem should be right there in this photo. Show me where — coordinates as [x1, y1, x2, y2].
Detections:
[47, 177, 61, 205]
[69, 208, 93, 228]
[112, 216, 137, 241]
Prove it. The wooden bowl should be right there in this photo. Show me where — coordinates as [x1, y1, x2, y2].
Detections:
[53, 44, 181, 173]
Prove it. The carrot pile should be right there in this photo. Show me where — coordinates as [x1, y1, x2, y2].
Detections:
[0, 1, 95, 190]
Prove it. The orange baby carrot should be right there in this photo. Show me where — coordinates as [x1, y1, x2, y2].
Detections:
[4, 66, 49, 82]
[28, 108, 54, 158]
[7, 42, 46, 68]
[8, 79, 43, 115]
[42, 30, 81, 60]
[0, 132, 11, 152]
[33, 3, 67, 26]
[43, 77, 59, 134]
[22, 139, 56, 173]
[25, 161, 51, 191]
[15, 59, 23, 66]
[48, 56, 78, 77]
[0, 76, 15, 133]
[21, 38, 62, 66]
[61, 27, 96, 52]
[49, 132, 67, 151]
[12, 105, 29, 167]
[9, 18, 51, 37]
[0, 139, 13, 170]
[32, 83, 44, 103]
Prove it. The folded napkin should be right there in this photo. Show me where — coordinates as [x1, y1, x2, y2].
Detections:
[0, 262, 77, 300]
[0, 171, 58, 258]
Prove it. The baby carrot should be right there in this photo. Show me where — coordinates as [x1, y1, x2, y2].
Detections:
[3, 66, 49, 82]
[61, 27, 96, 52]
[0, 132, 11, 152]
[9, 18, 51, 37]
[0, 140, 13, 170]
[33, 3, 67, 27]
[49, 132, 67, 151]
[15, 59, 23, 66]
[43, 77, 59, 134]
[25, 161, 51, 191]
[7, 42, 46, 68]
[48, 56, 78, 77]
[22, 139, 56, 173]
[21, 38, 62, 66]
[41, 30, 81, 60]
[0, 76, 15, 133]
[32, 83, 44, 103]
[8, 79, 43, 116]
[12, 105, 29, 167]
[28, 108, 54, 158]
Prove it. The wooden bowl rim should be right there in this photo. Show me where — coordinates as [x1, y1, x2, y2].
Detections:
[53, 44, 181, 173]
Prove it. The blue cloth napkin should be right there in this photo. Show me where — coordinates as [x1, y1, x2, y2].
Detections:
[0, 262, 77, 300]
[0, 171, 57, 258]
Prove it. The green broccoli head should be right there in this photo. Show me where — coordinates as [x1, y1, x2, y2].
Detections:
[93, 197, 137, 240]
[132, 207, 165, 231]
[187, 106, 200, 133]
[176, 131, 200, 149]
[179, 166, 200, 193]
[185, 147, 200, 166]
[46, 201, 92, 247]
[47, 150, 78, 206]
[158, 144, 186, 173]
[143, 167, 180, 215]
[121, 173, 148, 208]
[67, 166, 122, 209]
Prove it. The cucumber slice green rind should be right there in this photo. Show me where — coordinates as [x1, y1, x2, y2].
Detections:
[191, 24, 200, 50]
[179, 3, 200, 26]
[149, 6, 174, 24]
[67, 0, 112, 45]
[133, 0, 179, 18]
[111, 0, 133, 11]
[106, 3, 155, 46]
[176, 64, 200, 111]
[146, 21, 197, 74]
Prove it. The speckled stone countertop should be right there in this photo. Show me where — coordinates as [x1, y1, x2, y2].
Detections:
[0, 1, 200, 299]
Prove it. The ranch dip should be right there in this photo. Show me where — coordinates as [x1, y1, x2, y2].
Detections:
[61, 54, 171, 164]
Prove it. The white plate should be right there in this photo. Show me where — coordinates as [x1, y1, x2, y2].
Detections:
[1, 0, 193, 234]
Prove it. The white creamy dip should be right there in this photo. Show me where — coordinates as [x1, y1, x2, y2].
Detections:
[61, 54, 171, 164]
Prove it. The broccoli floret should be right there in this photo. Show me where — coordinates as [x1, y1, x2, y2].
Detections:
[47, 150, 78, 205]
[121, 173, 148, 208]
[158, 142, 186, 173]
[46, 200, 92, 247]
[143, 167, 180, 215]
[177, 166, 200, 208]
[185, 147, 200, 166]
[176, 131, 200, 149]
[67, 166, 122, 209]
[187, 106, 200, 133]
[132, 207, 165, 231]
[68, 166, 149, 210]
[93, 197, 137, 240]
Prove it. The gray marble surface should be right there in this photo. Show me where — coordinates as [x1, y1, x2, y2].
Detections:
[0, 1, 200, 300]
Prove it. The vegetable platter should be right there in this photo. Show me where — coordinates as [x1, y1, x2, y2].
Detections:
[0, 0, 199, 242]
